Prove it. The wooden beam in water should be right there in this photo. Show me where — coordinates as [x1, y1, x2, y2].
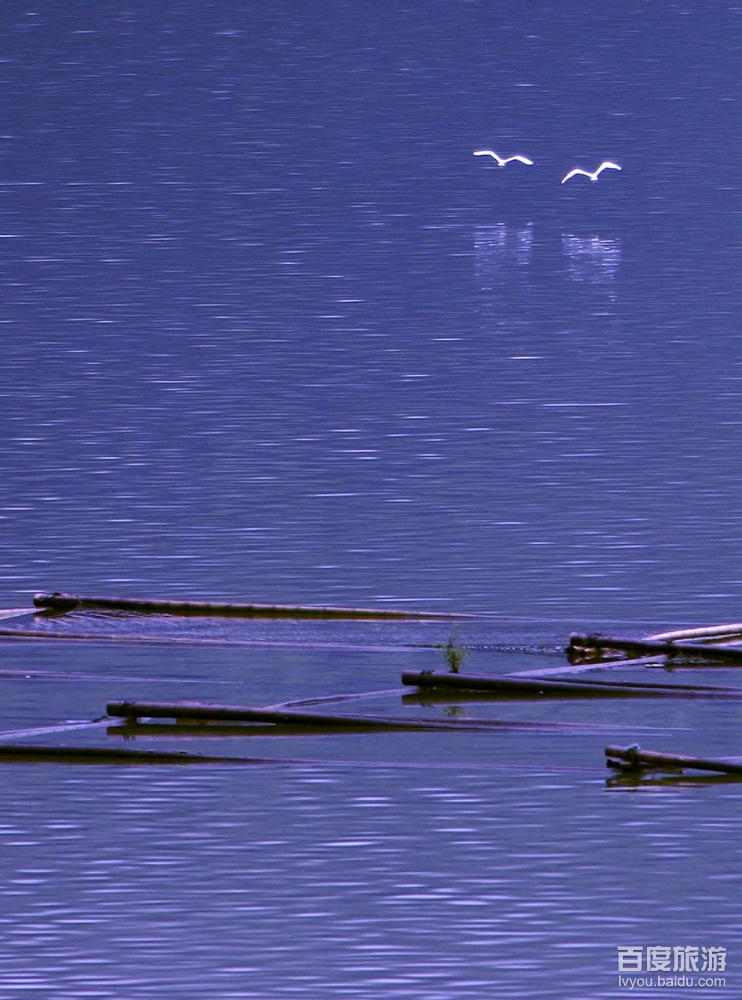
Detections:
[0, 745, 268, 764]
[568, 633, 742, 664]
[0, 720, 111, 741]
[106, 699, 515, 731]
[605, 744, 742, 776]
[647, 622, 742, 642]
[111, 716, 627, 737]
[107, 721, 358, 738]
[34, 591, 475, 620]
[105, 699, 621, 734]
[511, 653, 668, 677]
[401, 670, 742, 699]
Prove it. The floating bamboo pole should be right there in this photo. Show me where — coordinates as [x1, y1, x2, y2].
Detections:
[568, 633, 742, 664]
[0, 720, 111, 741]
[401, 670, 742, 699]
[106, 699, 515, 731]
[0, 745, 261, 765]
[605, 744, 742, 775]
[511, 653, 668, 678]
[107, 721, 345, 738]
[111, 716, 659, 737]
[34, 591, 474, 620]
[105, 699, 622, 734]
[647, 623, 742, 642]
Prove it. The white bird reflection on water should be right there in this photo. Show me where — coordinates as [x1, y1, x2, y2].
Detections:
[561, 233, 621, 288]
[474, 223, 533, 290]
[474, 225, 621, 300]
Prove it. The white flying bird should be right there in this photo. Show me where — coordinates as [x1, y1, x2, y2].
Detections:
[473, 150, 533, 167]
[561, 161, 621, 184]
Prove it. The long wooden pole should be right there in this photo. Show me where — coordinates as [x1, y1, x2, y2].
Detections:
[568, 633, 742, 663]
[402, 670, 742, 699]
[605, 744, 742, 775]
[0, 745, 261, 765]
[106, 699, 513, 731]
[34, 591, 475, 620]
[647, 623, 742, 642]
[105, 699, 621, 733]
[512, 653, 668, 677]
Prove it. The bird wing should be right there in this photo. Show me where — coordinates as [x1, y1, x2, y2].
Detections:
[561, 168, 589, 184]
[473, 150, 498, 158]
[508, 155, 533, 165]
[596, 161, 621, 173]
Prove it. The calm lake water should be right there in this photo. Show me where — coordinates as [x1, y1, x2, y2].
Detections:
[0, 2, 739, 997]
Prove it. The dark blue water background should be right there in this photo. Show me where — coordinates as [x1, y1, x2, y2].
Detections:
[0, 2, 739, 997]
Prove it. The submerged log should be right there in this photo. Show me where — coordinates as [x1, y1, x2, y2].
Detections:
[106, 699, 518, 731]
[0, 744, 260, 764]
[605, 744, 742, 775]
[34, 591, 471, 620]
[105, 699, 621, 734]
[568, 633, 742, 664]
[401, 670, 742, 699]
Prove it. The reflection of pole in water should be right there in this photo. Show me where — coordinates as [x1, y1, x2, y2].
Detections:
[562, 234, 621, 285]
[474, 223, 533, 290]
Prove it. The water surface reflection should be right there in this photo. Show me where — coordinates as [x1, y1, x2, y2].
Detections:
[562, 234, 621, 296]
[0, 762, 739, 998]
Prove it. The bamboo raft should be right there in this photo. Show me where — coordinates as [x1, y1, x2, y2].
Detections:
[402, 618, 742, 698]
[0, 600, 739, 773]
